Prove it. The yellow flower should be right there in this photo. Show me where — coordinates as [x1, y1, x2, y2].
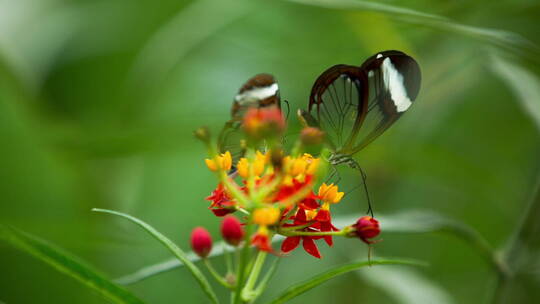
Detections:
[205, 151, 232, 172]
[237, 158, 249, 178]
[318, 183, 344, 204]
[305, 209, 318, 221]
[236, 151, 267, 179]
[253, 151, 267, 176]
[253, 207, 280, 226]
[290, 157, 308, 176]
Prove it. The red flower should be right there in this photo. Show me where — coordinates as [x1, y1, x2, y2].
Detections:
[252, 233, 273, 252]
[206, 183, 236, 217]
[190, 227, 213, 258]
[355, 216, 380, 244]
[280, 208, 325, 259]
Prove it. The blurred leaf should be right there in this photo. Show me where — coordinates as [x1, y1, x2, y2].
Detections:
[358, 267, 455, 304]
[492, 173, 540, 303]
[0, 225, 144, 304]
[265, 259, 423, 304]
[490, 53, 540, 132]
[335, 210, 508, 275]
[287, 0, 538, 56]
[129, 0, 254, 91]
[92, 208, 219, 304]
[114, 240, 236, 285]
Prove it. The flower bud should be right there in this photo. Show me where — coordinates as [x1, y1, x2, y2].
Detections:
[355, 216, 380, 244]
[221, 215, 244, 246]
[243, 106, 286, 140]
[194, 126, 211, 143]
[190, 227, 213, 258]
[300, 127, 324, 146]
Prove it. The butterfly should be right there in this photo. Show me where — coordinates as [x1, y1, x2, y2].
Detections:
[298, 50, 421, 215]
[217, 73, 282, 164]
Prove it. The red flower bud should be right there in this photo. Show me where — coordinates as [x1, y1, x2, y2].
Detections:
[221, 215, 244, 246]
[243, 106, 286, 140]
[190, 227, 213, 258]
[355, 216, 380, 244]
[300, 127, 324, 146]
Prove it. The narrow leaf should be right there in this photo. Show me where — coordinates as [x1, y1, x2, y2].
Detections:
[334, 210, 509, 276]
[0, 225, 144, 304]
[92, 208, 219, 304]
[287, 0, 537, 56]
[358, 267, 455, 304]
[490, 53, 540, 132]
[266, 259, 422, 304]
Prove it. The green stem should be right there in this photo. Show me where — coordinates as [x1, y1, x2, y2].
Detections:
[241, 251, 267, 301]
[220, 172, 250, 207]
[278, 229, 347, 237]
[204, 259, 234, 289]
[233, 223, 253, 304]
[224, 246, 234, 275]
[252, 257, 281, 301]
[278, 222, 313, 231]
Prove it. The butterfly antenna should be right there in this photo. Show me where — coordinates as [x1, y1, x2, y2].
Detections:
[358, 166, 374, 218]
[283, 99, 291, 121]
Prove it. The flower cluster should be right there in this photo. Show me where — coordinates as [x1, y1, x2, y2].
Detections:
[195, 106, 380, 259]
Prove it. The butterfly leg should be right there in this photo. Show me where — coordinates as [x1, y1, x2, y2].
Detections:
[325, 165, 341, 184]
[359, 166, 375, 218]
[349, 159, 375, 217]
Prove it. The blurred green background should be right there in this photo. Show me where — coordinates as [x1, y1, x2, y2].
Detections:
[1, 0, 540, 303]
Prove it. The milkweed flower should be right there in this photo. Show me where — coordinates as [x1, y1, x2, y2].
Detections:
[252, 207, 280, 252]
[197, 108, 378, 260]
[205, 151, 232, 172]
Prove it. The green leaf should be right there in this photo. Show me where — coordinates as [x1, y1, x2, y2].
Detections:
[266, 259, 423, 304]
[92, 208, 219, 304]
[357, 267, 455, 304]
[0, 224, 144, 304]
[287, 0, 537, 56]
[490, 53, 540, 132]
[334, 210, 509, 276]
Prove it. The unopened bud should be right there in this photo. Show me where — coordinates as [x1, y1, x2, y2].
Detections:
[355, 216, 380, 244]
[243, 106, 286, 140]
[220, 215, 244, 246]
[194, 127, 211, 143]
[190, 227, 213, 258]
[300, 127, 324, 146]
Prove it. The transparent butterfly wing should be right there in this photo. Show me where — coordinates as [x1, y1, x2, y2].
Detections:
[218, 73, 281, 162]
[307, 65, 369, 153]
[349, 50, 421, 154]
[304, 51, 421, 155]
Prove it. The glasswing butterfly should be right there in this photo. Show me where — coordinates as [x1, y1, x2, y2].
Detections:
[298, 50, 421, 215]
[217, 73, 281, 164]
[218, 50, 421, 215]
